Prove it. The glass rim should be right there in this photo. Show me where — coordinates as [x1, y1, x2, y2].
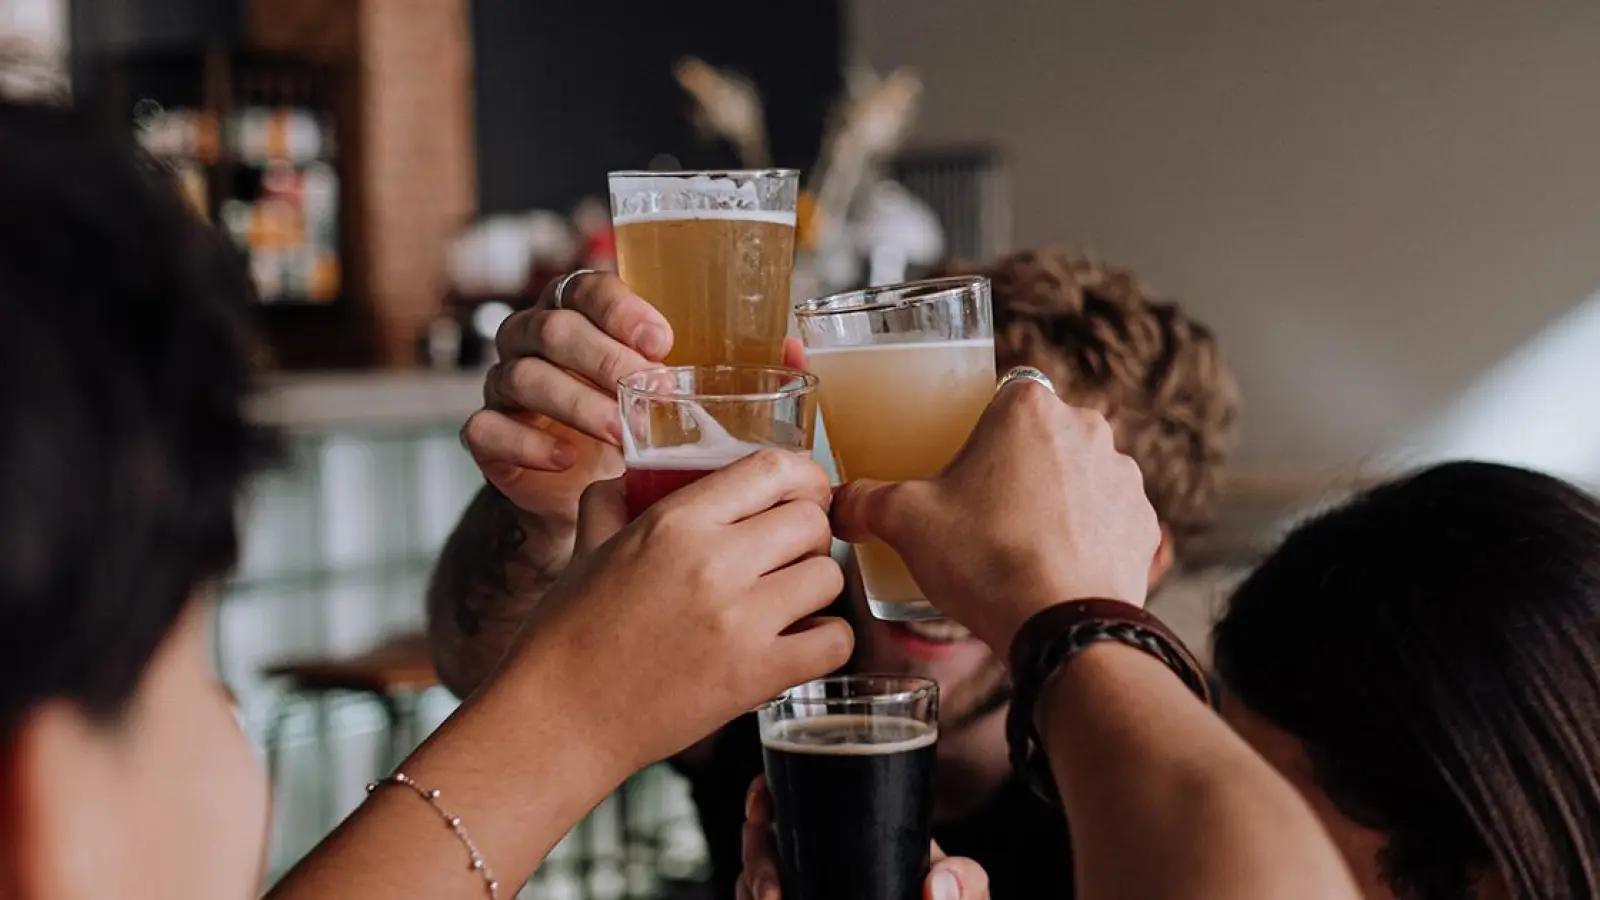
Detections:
[794, 275, 990, 318]
[616, 364, 819, 403]
[762, 674, 939, 709]
[607, 168, 799, 181]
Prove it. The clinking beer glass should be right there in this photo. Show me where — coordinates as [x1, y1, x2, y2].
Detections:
[617, 365, 820, 518]
[609, 169, 799, 366]
[794, 276, 997, 621]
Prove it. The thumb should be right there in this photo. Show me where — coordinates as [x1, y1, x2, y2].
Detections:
[926, 856, 989, 900]
[782, 337, 809, 371]
[576, 477, 629, 557]
[830, 477, 922, 545]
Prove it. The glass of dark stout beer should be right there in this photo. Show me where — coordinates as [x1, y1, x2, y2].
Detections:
[617, 364, 820, 518]
[758, 676, 939, 900]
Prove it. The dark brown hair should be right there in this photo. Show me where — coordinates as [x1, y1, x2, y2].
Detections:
[1214, 461, 1600, 899]
[0, 100, 271, 734]
[942, 248, 1239, 548]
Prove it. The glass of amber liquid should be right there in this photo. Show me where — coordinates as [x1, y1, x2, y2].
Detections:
[609, 170, 799, 366]
[618, 365, 820, 518]
[794, 276, 996, 621]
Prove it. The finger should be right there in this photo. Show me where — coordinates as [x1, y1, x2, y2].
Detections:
[535, 271, 674, 361]
[930, 839, 947, 863]
[744, 775, 772, 826]
[461, 408, 577, 473]
[576, 478, 629, 557]
[498, 308, 660, 397]
[830, 477, 928, 545]
[757, 558, 847, 632]
[970, 366, 1065, 435]
[739, 819, 781, 899]
[781, 337, 808, 371]
[655, 449, 831, 525]
[926, 857, 990, 900]
[730, 499, 834, 576]
[769, 615, 854, 690]
[486, 356, 623, 446]
[932, 373, 1049, 472]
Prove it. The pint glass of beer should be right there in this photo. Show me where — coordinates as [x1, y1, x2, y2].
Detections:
[759, 676, 939, 900]
[618, 365, 819, 518]
[794, 276, 996, 621]
[609, 170, 799, 366]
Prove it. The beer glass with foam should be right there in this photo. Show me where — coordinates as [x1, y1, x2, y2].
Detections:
[794, 276, 996, 621]
[608, 170, 799, 366]
[759, 676, 939, 900]
[617, 365, 820, 518]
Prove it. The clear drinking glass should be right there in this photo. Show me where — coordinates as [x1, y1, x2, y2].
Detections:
[759, 676, 940, 900]
[617, 364, 819, 518]
[609, 169, 800, 366]
[794, 276, 996, 620]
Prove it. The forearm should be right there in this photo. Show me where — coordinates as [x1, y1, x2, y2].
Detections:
[1042, 645, 1357, 900]
[426, 485, 577, 697]
[268, 623, 631, 899]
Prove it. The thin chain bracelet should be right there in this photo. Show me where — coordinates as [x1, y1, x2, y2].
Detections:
[367, 772, 500, 899]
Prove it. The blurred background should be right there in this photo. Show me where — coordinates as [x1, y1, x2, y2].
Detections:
[5, 0, 1600, 897]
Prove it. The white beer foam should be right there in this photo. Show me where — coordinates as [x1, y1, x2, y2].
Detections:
[612, 207, 795, 227]
[611, 173, 795, 227]
[626, 441, 775, 470]
[622, 397, 780, 468]
[803, 337, 995, 357]
[760, 714, 938, 756]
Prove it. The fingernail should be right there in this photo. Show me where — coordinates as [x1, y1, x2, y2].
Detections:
[549, 441, 576, 469]
[632, 323, 671, 360]
[754, 873, 779, 900]
[745, 788, 758, 820]
[931, 869, 960, 900]
[606, 415, 624, 445]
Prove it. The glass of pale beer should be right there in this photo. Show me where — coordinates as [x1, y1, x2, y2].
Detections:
[609, 170, 799, 366]
[617, 365, 820, 518]
[794, 276, 996, 621]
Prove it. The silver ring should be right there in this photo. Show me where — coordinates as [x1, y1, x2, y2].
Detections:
[996, 366, 1057, 395]
[551, 269, 600, 310]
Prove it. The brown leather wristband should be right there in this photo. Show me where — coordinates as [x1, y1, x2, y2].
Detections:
[1005, 598, 1211, 807]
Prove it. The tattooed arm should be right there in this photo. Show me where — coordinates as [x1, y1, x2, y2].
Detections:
[425, 484, 581, 698]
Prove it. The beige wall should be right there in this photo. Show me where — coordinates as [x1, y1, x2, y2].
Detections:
[851, 0, 1600, 476]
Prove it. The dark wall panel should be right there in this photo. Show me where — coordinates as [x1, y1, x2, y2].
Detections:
[472, 0, 844, 214]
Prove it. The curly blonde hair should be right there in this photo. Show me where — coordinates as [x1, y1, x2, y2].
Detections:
[941, 248, 1239, 548]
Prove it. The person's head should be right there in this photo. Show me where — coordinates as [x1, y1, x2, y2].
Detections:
[851, 249, 1240, 732]
[1214, 461, 1600, 900]
[0, 98, 271, 897]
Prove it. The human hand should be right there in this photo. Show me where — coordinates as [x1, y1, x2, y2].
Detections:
[523, 449, 853, 770]
[736, 776, 989, 900]
[458, 271, 667, 522]
[831, 372, 1160, 656]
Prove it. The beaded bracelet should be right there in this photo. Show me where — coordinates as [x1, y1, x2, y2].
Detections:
[368, 772, 500, 899]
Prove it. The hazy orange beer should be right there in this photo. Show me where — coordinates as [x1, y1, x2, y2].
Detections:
[609, 170, 799, 366]
[617, 365, 820, 518]
[795, 277, 996, 621]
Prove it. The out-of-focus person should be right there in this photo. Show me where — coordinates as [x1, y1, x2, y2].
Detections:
[0, 88, 850, 900]
[1212, 461, 1600, 900]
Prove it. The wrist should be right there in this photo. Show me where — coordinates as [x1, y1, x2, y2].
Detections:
[1034, 641, 1167, 732]
[990, 558, 1147, 653]
[498, 614, 638, 786]
[1004, 599, 1211, 808]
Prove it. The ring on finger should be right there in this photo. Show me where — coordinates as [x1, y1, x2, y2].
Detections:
[551, 268, 600, 310]
[996, 365, 1057, 395]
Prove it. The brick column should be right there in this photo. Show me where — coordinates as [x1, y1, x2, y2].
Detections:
[248, 0, 477, 367]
